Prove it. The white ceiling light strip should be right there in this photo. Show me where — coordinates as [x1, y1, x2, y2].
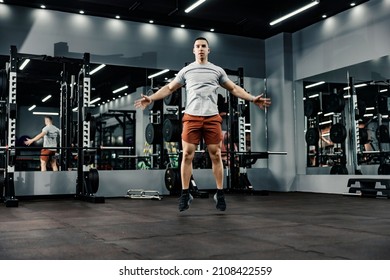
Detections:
[32, 112, 59, 116]
[270, 0, 320, 26]
[90, 64, 106, 75]
[305, 81, 325, 89]
[19, 58, 30, 70]
[185, 0, 206, 13]
[112, 85, 128, 94]
[148, 69, 169, 79]
[41, 95, 52, 102]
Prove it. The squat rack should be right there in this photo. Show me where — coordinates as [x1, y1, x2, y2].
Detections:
[0, 46, 104, 207]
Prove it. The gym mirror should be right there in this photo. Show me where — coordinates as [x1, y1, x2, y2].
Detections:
[302, 55, 390, 175]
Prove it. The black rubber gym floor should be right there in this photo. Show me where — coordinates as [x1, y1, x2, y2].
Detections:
[0, 192, 389, 260]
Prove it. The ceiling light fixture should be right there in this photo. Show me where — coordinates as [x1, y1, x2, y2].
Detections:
[40, 5, 46, 9]
[115, 15, 120, 19]
[33, 112, 59, 116]
[79, 10, 84, 14]
[41, 95, 52, 102]
[185, 0, 206, 13]
[148, 69, 169, 79]
[270, 0, 320, 26]
[180, 24, 185, 28]
[322, 14, 327, 18]
[90, 97, 101, 105]
[90, 64, 106, 75]
[305, 81, 325, 88]
[380, 89, 389, 93]
[319, 120, 332, 126]
[19, 59, 30, 70]
[343, 83, 368, 90]
[149, 20, 154, 24]
[113, 85, 128, 94]
[210, 28, 215, 32]
[308, 93, 319, 98]
[28, 105, 36, 111]
[350, 2, 356, 7]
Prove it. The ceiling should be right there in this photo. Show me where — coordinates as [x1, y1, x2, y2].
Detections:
[0, 0, 370, 110]
[6, 0, 369, 39]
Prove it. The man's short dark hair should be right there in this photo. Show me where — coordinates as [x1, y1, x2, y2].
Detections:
[44, 116, 53, 121]
[194, 37, 209, 46]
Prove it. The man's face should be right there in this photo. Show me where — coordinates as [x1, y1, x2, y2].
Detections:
[193, 39, 210, 58]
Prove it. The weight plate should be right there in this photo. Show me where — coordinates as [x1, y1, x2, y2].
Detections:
[377, 94, 389, 115]
[304, 98, 320, 118]
[324, 93, 345, 113]
[330, 123, 347, 143]
[356, 99, 366, 119]
[378, 163, 390, 175]
[163, 118, 181, 142]
[145, 123, 162, 144]
[164, 90, 180, 106]
[89, 168, 99, 193]
[376, 124, 390, 143]
[164, 167, 181, 194]
[330, 165, 348, 175]
[359, 128, 369, 144]
[305, 127, 319, 145]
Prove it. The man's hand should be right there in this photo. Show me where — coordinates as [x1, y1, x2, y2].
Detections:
[252, 93, 271, 110]
[134, 94, 152, 110]
[24, 138, 33, 146]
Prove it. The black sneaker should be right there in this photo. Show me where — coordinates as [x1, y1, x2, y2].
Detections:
[178, 192, 193, 212]
[214, 191, 226, 211]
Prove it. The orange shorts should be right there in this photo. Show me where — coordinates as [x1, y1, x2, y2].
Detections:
[181, 113, 223, 145]
[40, 149, 56, 162]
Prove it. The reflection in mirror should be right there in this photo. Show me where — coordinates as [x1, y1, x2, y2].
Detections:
[302, 55, 390, 175]
[0, 53, 174, 171]
[304, 81, 348, 172]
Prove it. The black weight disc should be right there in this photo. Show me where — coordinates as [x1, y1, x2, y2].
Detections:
[324, 93, 345, 113]
[305, 127, 319, 145]
[376, 124, 390, 143]
[164, 167, 181, 194]
[164, 90, 180, 106]
[330, 165, 348, 174]
[377, 94, 389, 115]
[89, 168, 99, 193]
[356, 99, 366, 119]
[359, 128, 369, 144]
[378, 163, 390, 175]
[145, 123, 162, 144]
[330, 123, 347, 143]
[304, 98, 320, 118]
[163, 118, 181, 142]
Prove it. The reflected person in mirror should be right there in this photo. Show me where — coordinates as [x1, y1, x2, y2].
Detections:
[135, 37, 271, 212]
[25, 116, 60, 171]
